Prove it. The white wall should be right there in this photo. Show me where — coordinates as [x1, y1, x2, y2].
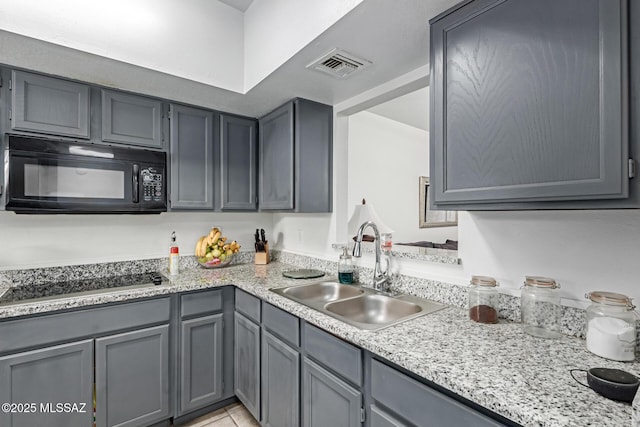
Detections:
[0, 212, 272, 270]
[347, 111, 457, 243]
[459, 210, 640, 304]
[0, 0, 245, 92]
[243, 0, 364, 89]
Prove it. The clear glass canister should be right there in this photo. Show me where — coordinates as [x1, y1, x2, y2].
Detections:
[468, 276, 499, 324]
[520, 276, 561, 339]
[585, 291, 636, 362]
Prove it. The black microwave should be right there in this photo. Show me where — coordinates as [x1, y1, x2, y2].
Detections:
[5, 135, 167, 214]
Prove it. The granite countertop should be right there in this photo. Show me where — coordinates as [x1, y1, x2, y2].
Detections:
[0, 261, 637, 426]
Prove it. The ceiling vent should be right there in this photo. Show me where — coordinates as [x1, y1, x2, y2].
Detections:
[307, 48, 372, 79]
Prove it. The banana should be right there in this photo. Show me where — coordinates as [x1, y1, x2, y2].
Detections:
[195, 236, 205, 257]
[211, 231, 221, 245]
[223, 244, 230, 251]
[199, 236, 209, 257]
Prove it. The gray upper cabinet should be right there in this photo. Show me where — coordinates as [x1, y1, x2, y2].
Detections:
[95, 325, 170, 427]
[259, 102, 294, 210]
[101, 89, 163, 149]
[170, 104, 216, 210]
[10, 70, 90, 138]
[220, 114, 257, 210]
[0, 340, 94, 427]
[259, 98, 333, 212]
[430, 0, 629, 209]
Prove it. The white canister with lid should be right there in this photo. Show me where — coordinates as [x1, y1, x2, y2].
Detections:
[585, 291, 636, 362]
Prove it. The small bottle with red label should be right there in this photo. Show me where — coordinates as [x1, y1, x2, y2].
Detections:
[168, 231, 179, 276]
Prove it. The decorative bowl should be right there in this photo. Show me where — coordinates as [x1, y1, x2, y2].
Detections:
[196, 254, 234, 269]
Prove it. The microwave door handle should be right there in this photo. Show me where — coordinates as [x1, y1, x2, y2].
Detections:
[132, 164, 140, 203]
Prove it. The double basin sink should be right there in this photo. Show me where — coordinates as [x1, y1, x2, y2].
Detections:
[271, 281, 445, 330]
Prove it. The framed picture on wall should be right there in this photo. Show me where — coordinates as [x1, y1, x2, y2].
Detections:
[419, 176, 457, 228]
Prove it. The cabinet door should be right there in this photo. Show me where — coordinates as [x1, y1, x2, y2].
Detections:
[430, 0, 627, 207]
[95, 325, 170, 427]
[0, 340, 93, 427]
[234, 312, 261, 420]
[302, 358, 362, 427]
[259, 102, 294, 210]
[179, 314, 223, 415]
[170, 104, 215, 209]
[262, 330, 299, 427]
[101, 90, 163, 149]
[11, 70, 90, 138]
[220, 114, 257, 210]
[294, 99, 333, 213]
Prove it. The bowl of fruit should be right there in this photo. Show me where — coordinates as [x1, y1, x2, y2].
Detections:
[195, 227, 241, 268]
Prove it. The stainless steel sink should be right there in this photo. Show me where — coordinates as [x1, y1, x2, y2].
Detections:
[271, 281, 445, 330]
[325, 294, 421, 324]
[282, 281, 364, 302]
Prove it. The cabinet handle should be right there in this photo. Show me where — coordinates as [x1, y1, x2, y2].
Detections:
[132, 164, 139, 203]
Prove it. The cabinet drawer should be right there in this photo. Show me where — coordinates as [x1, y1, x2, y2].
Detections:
[0, 297, 170, 354]
[303, 323, 362, 385]
[370, 405, 407, 427]
[181, 289, 223, 318]
[263, 302, 299, 347]
[235, 288, 261, 323]
[371, 359, 505, 427]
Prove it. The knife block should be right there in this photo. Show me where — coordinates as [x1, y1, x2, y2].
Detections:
[255, 243, 270, 265]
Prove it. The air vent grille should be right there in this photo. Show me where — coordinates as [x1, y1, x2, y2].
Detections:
[307, 49, 372, 79]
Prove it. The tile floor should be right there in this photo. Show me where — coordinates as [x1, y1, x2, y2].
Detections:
[179, 402, 259, 427]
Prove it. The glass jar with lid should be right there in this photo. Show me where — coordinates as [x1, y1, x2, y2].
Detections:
[585, 291, 636, 361]
[520, 276, 561, 339]
[468, 276, 499, 324]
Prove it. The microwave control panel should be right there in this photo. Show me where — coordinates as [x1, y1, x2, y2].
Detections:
[141, 167, 164, 202]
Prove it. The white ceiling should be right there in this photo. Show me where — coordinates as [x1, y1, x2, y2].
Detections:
[367, 87, 429, 131]
[218, 0, 254, 12]
[0, 0, 459, 117]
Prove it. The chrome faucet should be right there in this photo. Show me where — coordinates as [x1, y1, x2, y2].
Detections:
[352, 221, 390, 292]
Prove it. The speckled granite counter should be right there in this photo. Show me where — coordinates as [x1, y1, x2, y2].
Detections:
[0, 260, 637, 426]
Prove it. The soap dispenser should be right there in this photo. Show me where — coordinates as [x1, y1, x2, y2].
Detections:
[168, 231, 179, 276]
[338, 247, 354, 284]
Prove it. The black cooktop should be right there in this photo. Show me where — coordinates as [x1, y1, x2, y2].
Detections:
[0, 272, 164, 305]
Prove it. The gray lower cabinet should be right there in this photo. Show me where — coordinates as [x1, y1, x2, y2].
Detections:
[0, 340, 93, 427]
[101, 89, 163, 149]
[302, 357, 362, 427]
[95, 324, 170, 427]
[261, 329, 300, 427]
[370, 358, 506, 427]
[179, 314, 224, 415]
[234, 312, 261, 420]
[169, 104, 216, 210]
[10, 70, 90, 138]
[220, 114, 257, 210]
[258, 98, 332, 212]
[430, 0, 630, 209]
[369, 405, 406, 427]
